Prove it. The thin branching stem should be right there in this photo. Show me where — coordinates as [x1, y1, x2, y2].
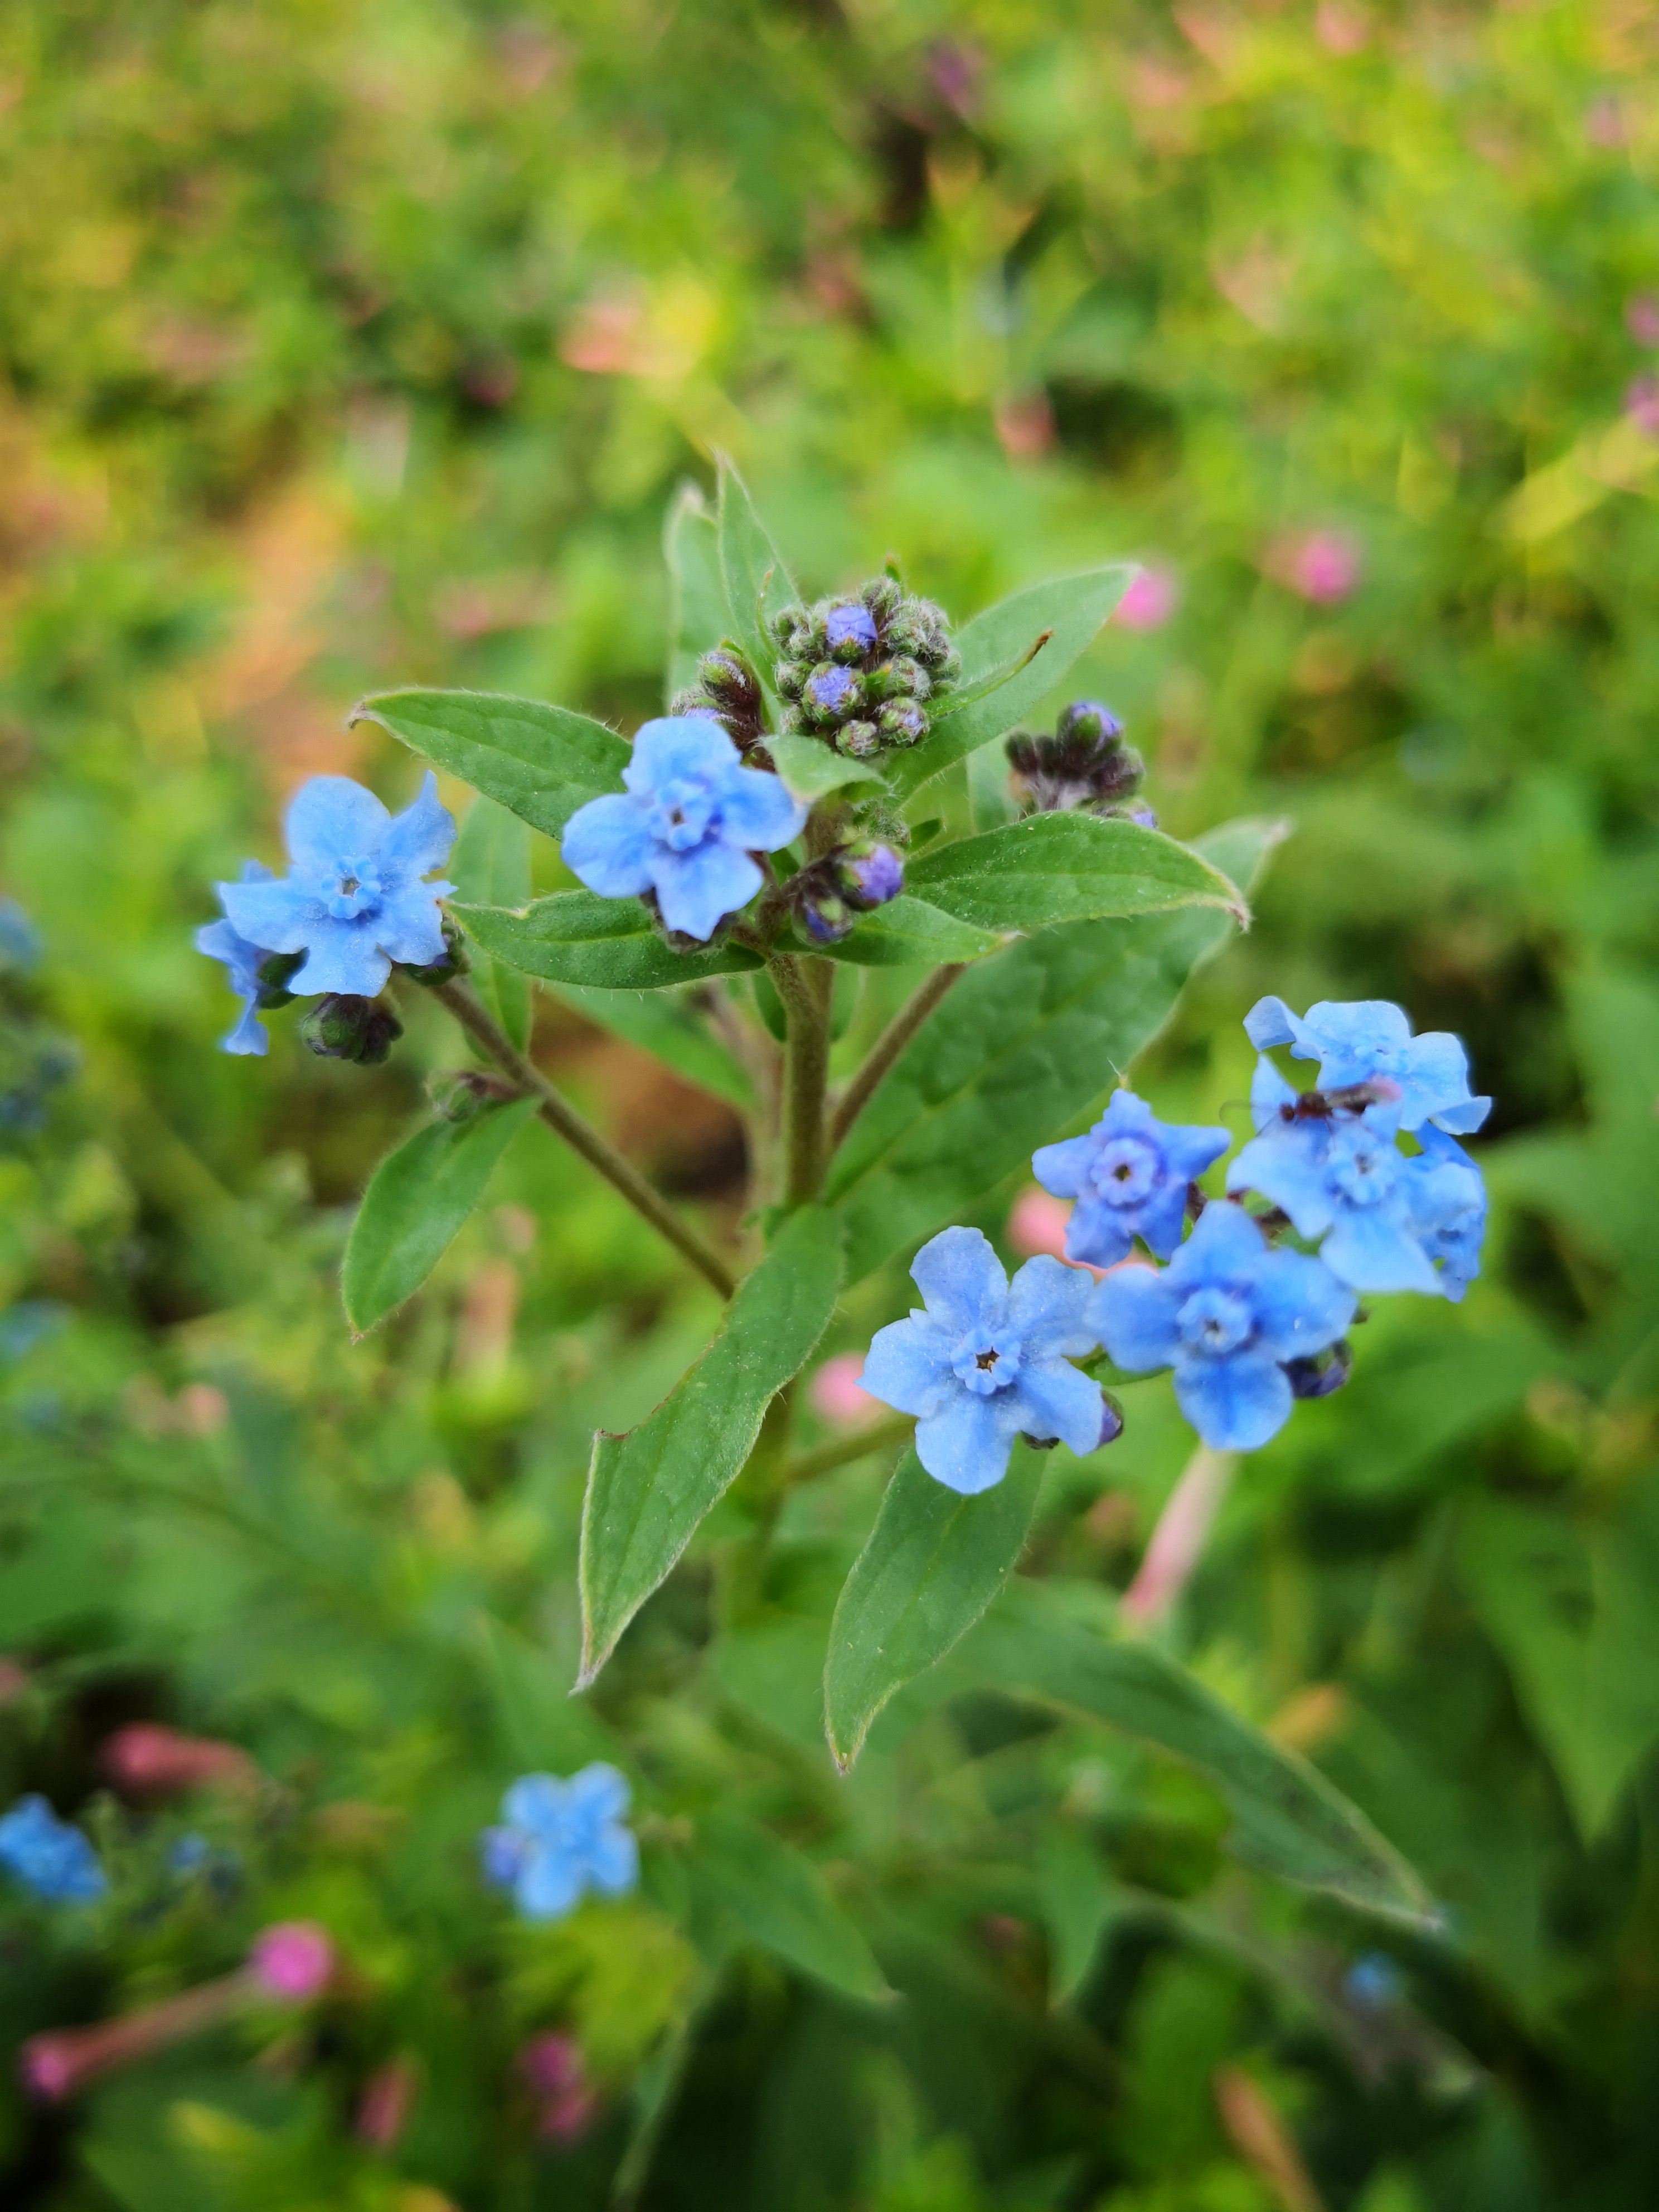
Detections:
[780, 1411, 914, 1488]
[827, 962, 968, 1153]
[431, 978, 738, 1299]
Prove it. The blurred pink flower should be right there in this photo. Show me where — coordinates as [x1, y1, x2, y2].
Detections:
[248, 1922, 334, 2001]
[1626, 376, 1659, 436]
[356, 2055, 421, 2148]
[810, 1354, 881, 1428]
[1626, 293, 1659, 346]
[1121, 1445, 1235, 1624]
[1007, 1188, 1113, 1280]
[1114, 566, 1179, 630]
[1271, 529, 1362, 604]
[1586, 96, 1625, 149]
[101, 1723, 256, 1798]
[1315, 0, 1370, 53]
[520, 2033, 598, 2143]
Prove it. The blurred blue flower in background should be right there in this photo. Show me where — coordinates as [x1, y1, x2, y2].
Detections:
[1244, 995, 1490, 1133]
[0, 1795, 106, 1903]
[1032, 1089, 1228, 1267]
[481, 1764, 638, 1922]
[562, 716, 806, 942]
[0, 898, 41, 975]
[216, 773, 455, 998]
[860, 1225, 1104, 1493]
[1089, 1200, 1354, 1451]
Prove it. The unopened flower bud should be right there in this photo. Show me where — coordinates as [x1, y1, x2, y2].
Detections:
[834, 841, 904, 911]
[402, 917, 468, 987]
[254, 950, 305, 1009]
[1097, 1392, 1126, 1448]
[1007, 701, 1146, 816]
[298, 996, 402, 1065]
[826, 603, 877, 657]
[1283, 1340, 1353, 1400]
[772, 576, 959, 756]
[672, 646, 767, 751]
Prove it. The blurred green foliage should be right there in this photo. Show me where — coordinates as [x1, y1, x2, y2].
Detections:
[1, 1, 1657, 2207]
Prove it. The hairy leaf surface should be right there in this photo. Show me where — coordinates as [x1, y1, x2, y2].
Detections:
[907, 812, 1245, 933]
[352, 688, 629, 842]
[456, 893, 761, 989]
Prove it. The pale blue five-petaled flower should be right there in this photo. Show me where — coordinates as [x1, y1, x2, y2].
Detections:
[560, 715, 807, 944]
[481, 1763, 639, 1922]
[214, 772, 457, 1000]
[1244, 995, 1490, 1134]
[1089, 1200, 1355, 1453]
[0, 1793, 106, 1903]
[859, 1226, 1105, 1495]
[1033, 1089, 1229, 1269]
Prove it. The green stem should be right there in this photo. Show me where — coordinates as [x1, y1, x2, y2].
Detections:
[770, 953, 831, 1209]
[827, 961, 968, 1153]
[781, 1411, 914, 1488]
[431, 977, 738, 1300]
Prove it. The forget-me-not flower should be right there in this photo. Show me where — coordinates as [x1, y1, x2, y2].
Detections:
[216, 773, 457, 999]
[859, 1226, 1106, 1495]
[0, 1794, 106, 1903]
[1032, 1090, 1229, 1268]
[196, 863, 281, 1055]
[561, 715, 807, 944]
[1244, 996, 1489, 1134]
[1089, 1200, 1355, 1452]
[481, 1764, 638, 1922]
[1408, 1124, 1487, 1301]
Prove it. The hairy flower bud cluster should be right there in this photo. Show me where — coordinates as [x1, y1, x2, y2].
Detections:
[1006, 702, 1150, 822]
[773, 575, 960, 758]
[787, 839, 905, 944]
[669, 645, 768, 755]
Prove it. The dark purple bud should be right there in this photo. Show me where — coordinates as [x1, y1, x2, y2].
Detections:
[1007, 702, 1144, 815]
[1283, 1340, 1353, 1400]
[836, 841, 904, 910]
[1056, 700, 1124, 746]
[877, 700, 927, 745]
[1097, 1392, 1126, 1448]
[1120, 802, 1160, 830]
[826, 603, 878, 656]
[802, 895, 853, 944]
[402, 917, 468, 987]
[298, 995, 403, 1065]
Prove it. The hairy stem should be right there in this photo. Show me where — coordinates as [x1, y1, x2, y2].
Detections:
[781, 1411, 914, 1488]
[431, 977, 738, 1299]
[827, 962, 968, 1154]
[771, 953, 832, 1208]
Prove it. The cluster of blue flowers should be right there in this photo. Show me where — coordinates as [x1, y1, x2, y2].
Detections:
[0, 1794, 106, 1903]
[480, 1762, 638, 1922]
[198, 772, 457, 1056]
[860, 998, 1490, 1486]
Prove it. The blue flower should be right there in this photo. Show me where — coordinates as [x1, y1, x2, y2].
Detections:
[216, 773, 456, 999]
[1032, 1090, 1229, 1268]
[860, 1226, 1105, 1494]
[1228, 1059, 1483, 1297]
[1088, 1200, 1355, 1452]
[481, 1763, 638, 1922]
[0, 1794, 106, 1903]
[196, 862, 279, 1055]
[1244, 995, 1489, 1134]
[561, 715, 807, 944]
[1409, 1124, 1487, 1302]
[0, 898, 41, 975]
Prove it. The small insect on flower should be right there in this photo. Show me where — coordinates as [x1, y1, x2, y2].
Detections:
[481, 1763, 639, 1922]
[1244, 996, 1490, 1134]
[213, 774, 458, 1001]
[0, 1794, 106, 1903]
[859, 1225, 1108, 1495]
[1033, 1089, 1228, 1268]
[561, 716, 806, 944]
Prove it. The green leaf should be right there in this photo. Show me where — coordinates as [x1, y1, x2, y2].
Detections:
[455, 892, 761, 990]
[766, 731, 889, 800]
[716, 455, 798, 690]
[544, 982, 752, 1107]
[886, 566, 1136, 800]
[907, 813, 1246, 933]
[694, 1811, 889, 2002]
[826, 818, 1284, 1286]
[578, 1207, 842, 1685]
[814, 894, 1006, 969]
[351, 688, 630, 842]
[824, 1443, 1043, 1770]
[341, 1098, 539, 1335]
[451, 797, 532, 1050]
[664, 482, 728, 703]
[966, 1583, 1435, 1927]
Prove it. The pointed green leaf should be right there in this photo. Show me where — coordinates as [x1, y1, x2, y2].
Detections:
[825, 818, 1285, 1286]
[824, 1444, 1042, 1770]
[579, 1207, 841, 1685]
[351, 688, 629, 842]
[455, 892, 761, 990]
[695, 1811, 890, 2001]
[664, 482, 727, 703]
[886, 566, 1136, 799]
[452, 797, 532, 1050]
[813, 894, 1006, 969]
[766, 732, 889, 800]
[964, 1582, 1435, 1927]
[545, 982, 752, 1107]
[907, 813, 1246, 933]
[716, 455, 798, 690]
[341, 1097, 538, 1335]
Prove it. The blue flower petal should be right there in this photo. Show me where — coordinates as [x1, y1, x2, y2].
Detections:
[1167, 1198, 1268, 1283]
[285, 775, 391, 877]
[1250, 1250, 1355, 1361]
[502, 1774, 565, 1836]
[650, 839, 761, 941]
[218, 875, 317, 957]
[626, 715, 736, 792]
[714, 765, 808, 852]
[1031, 1133, 1095, 1200]
[1088, 1264, 1181, 1372]
[1243, 995, 1299, 1051]
[371, 884, 449, 968]
[910, 1226, 1008, 1337]
[1429, 1093, 1491, 1136]
[562, 792, 659, 899]
[859, 1314, 955, 1417]
[915, 1390, 1022, 1493]
[1298, 998, 1413, 1083]
[1174, 1349, 1293, 1451]
[1226, 1126, 1337, 1236]
[1014, 1360, 1105, 1455]
[1320, 1209, 1443, 1294]
[1006, 1254, 1096, 1356]
[288, 920, 392, 998]
[1064, 1200, 1136, 1268]
[585, 1822, 640, 1896]
[1249, 1053, 1299, 1131]
[377, 771, 457, 883]
[1132, 1179, 1194, 1263]
[516, 1842, 585, 1922]
[566, 1762, 630, 1822]
[222, 1000, 269, 1056]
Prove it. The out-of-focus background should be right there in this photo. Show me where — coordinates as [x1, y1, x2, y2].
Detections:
[1, 3, 1657, 2207]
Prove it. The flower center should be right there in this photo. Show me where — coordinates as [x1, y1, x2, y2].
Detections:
[1176, 1284, 1254, 1357]
[1328, 1127, 1399, 1208]
[327, 860, 383, 920]
[1090, 1136, 1158, 1207]
[952, 1325, 1023, 1397]
[648, 777, 716, 852]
